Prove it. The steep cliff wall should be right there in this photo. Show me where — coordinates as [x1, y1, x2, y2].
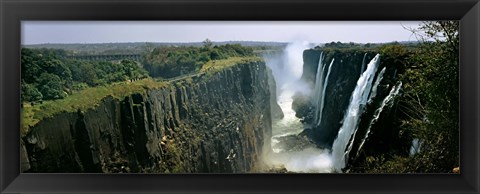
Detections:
[22, 60, 272, 173]
[295, 49, 376, 147]
[294, 48, 403, 169]
[295, 48, 400, 148]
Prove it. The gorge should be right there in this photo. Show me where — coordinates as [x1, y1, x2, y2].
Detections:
[264, 43, 404, 173]
[22, 43, 411, 173]
[18, 20, 460, 174]
[22, 58, 273, 173]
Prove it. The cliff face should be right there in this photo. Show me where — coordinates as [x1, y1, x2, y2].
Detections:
[22, 61, 272, 173]
[296, 49, 376, 147]
[294, 48, 403, 168]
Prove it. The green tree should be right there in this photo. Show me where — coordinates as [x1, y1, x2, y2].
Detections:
[77, 62, 98, 86]
[405, 21, 459, 172]
[21, 81, 43, 102]
[120, 60, 148, 80]
[367, 21, 460, 173]
[141, 44, 254, 78]
[202, 38, 213, 48]
[21, 48, 42, 83]
[352, 21, 459, 173]
[210, 49, 222, 60]
[37, 73, 66, 100]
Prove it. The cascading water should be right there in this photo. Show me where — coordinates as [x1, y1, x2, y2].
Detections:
[312, 52, 326, 126]
[317, 59, 334, 126]
[266, 48, 398, 173]
[361, 53, 367, 74]
[409, 138, 421, 156]
[331, 54, 381, 172]
[368, 67, 386, 102]
[312, 52, 335, 127]
[355, 81, 403, 159]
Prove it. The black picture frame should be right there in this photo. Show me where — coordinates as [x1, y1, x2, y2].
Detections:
[1, 0, 479, 193]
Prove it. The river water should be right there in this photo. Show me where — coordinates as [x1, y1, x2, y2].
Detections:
[264, 42, 333, 173]
[269, 86, 333, 173]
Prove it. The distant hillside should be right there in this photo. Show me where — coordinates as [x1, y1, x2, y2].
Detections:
[23, 41, 418, 56]
[23, 41, 288, 55]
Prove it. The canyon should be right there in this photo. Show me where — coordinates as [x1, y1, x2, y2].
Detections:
[22, 59, 273, 173]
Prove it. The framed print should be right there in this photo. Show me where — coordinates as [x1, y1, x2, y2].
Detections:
[1, 0, 479, 193]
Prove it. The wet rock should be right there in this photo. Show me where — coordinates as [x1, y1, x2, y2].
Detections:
[294, 49, 389, 148]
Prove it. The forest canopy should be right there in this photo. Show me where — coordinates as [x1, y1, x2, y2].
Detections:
[21, 48, 149, 102]
[21, 42, 257, 103]
[141, 43, 254, 78]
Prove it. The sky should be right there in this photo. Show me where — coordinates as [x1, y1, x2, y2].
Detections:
[22, 21, 423, 45]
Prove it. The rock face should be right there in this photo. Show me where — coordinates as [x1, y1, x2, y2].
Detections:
[295, 49, 376, 147]
[22, 61, 273, 173]
[266, 66, 284, 121]
[294, 48, 403, 169]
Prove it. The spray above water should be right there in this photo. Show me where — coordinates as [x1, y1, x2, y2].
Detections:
[264, 41, 311, 139]
[283, 41, 310, 81]
[265, 41, 311, 95]
[264, 42, 333, 173]
[264, 42, 311, 148]
[266, 46, 394, 173]
[267, 147, 332, 173]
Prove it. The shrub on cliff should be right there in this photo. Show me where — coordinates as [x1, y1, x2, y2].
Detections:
[399, 21, 459, 173]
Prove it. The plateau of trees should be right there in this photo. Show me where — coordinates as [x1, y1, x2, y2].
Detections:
[141, 42, 254, 78]
[21, 48, 149, 103]
[21, 42, 256, 103]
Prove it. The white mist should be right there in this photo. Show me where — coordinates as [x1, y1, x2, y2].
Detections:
[264, 42, 333, 173]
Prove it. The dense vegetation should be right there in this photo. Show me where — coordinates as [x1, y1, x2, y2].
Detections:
[21, 29, 459, 173]
[21, 48, 149, 103]
[141, 41, 255, 78]
[24, 41, 286, 56]
[20, 42, 260, 136]
[320, 41, 420, 53]
[351, 21, 459, 173]
[21, 42, 258, 104]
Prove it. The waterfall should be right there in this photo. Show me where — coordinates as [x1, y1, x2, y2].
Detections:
[312, 52, 334, 127]
[361, 53, 367, 74]
[331, 54, 381, 172]
[316, 59, 334, 127]
[312, 52, 325, 126]
[368, 67, 386, 103]
[409, 138, 421, 156]
[355, 82, 403, 159]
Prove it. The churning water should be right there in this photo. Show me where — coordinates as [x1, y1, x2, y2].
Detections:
[265, 42, 333, 173]
[264, 43, 400, 173]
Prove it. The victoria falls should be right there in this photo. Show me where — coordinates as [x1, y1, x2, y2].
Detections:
[20, 21, 459, 173]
